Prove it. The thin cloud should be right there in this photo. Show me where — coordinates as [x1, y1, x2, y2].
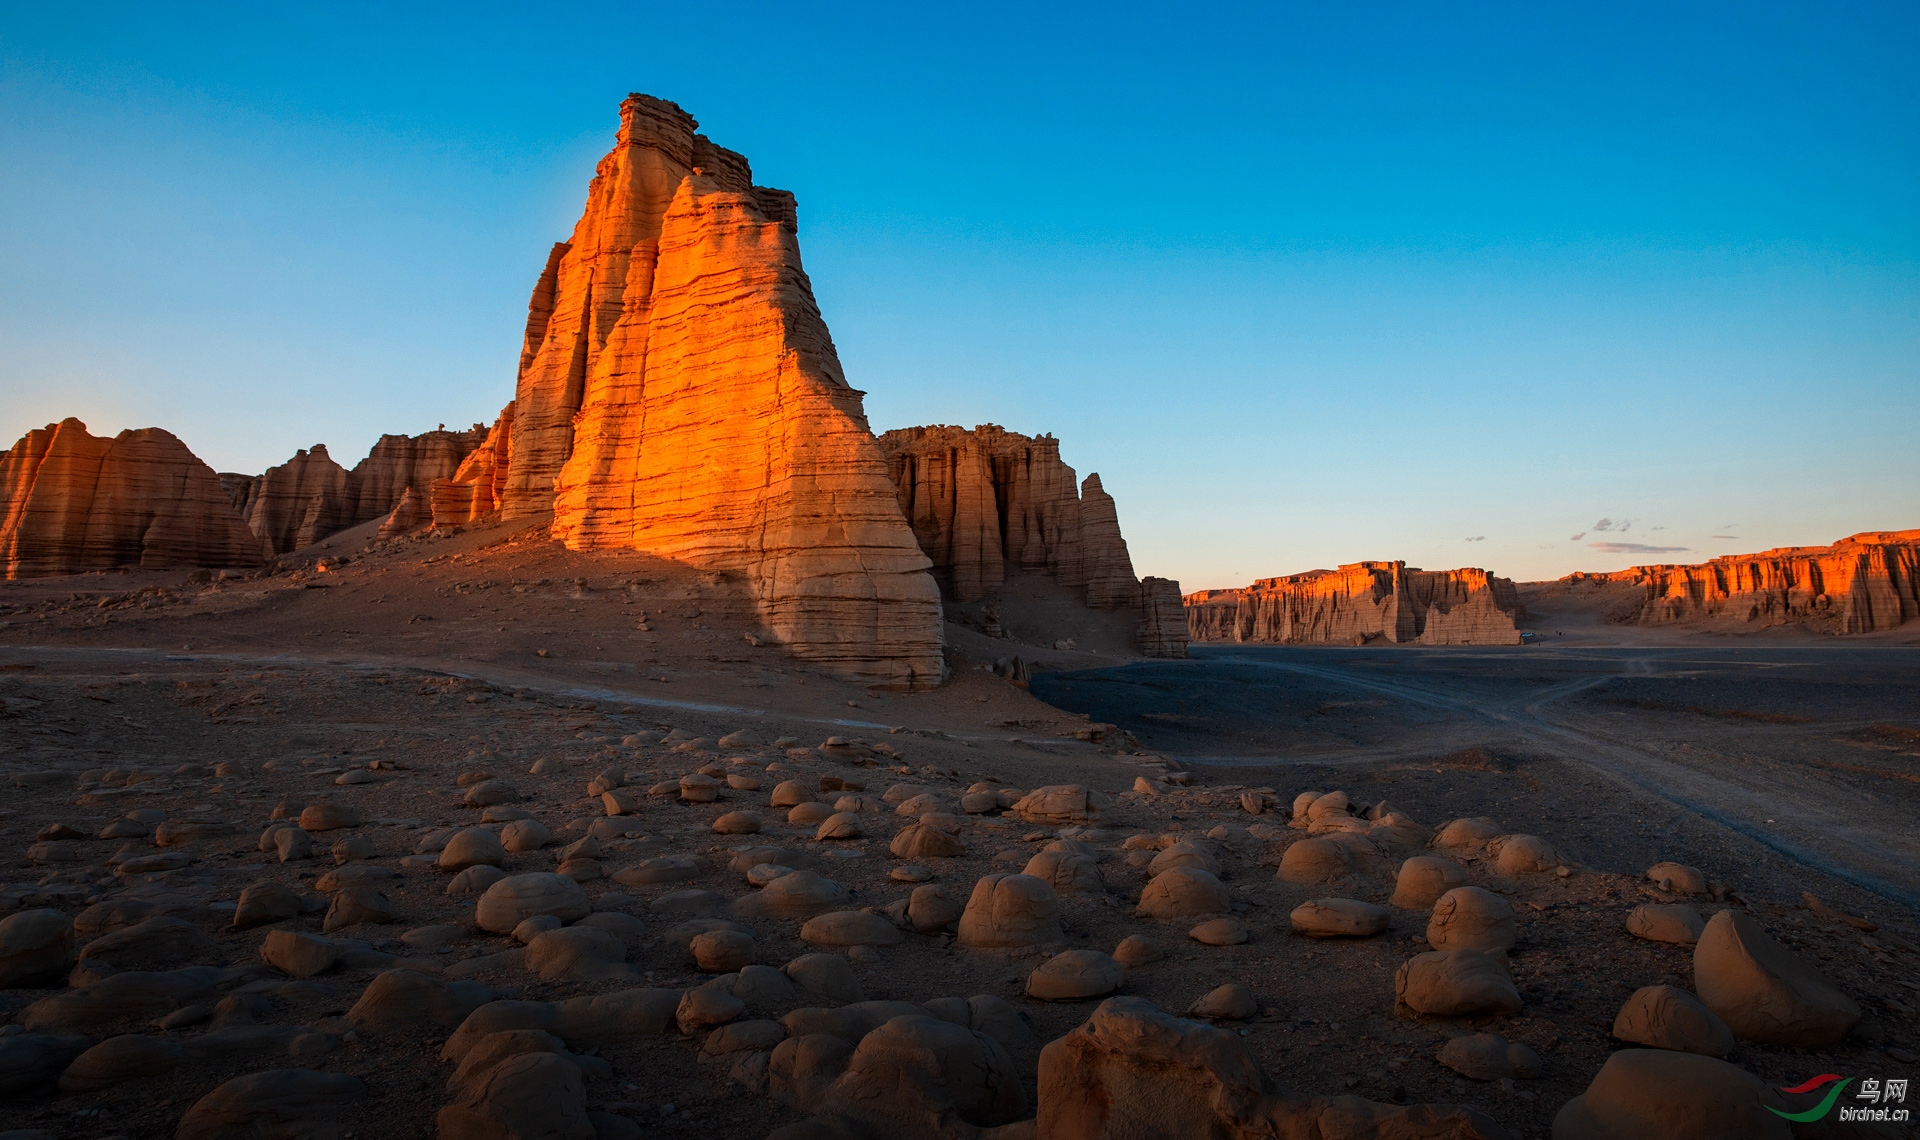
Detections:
[1591, 517, 1635, 534]
[1464, 535, 1485, 542]
[1589, 541, 1688, 555]
[1568, 532, 1585, 542]
[1711, 535, 1739, 540]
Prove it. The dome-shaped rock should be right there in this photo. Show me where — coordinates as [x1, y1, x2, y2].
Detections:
[1491, 834, 1560, 874]
[475, 873, 591, 934]
[1276, 838, 1352, 884]
[1612, 984, 1734, 1057]
[1186, 983, 1257, 1020]
[731, 870, 850, 920]
[1627, 903, 1705, 946]
[890, 823, 964, 859]
[1021, 849, 1104, 895]
[0, 909, 74, 987]
[1430, 817, 1500, 852]
[1394, 949, 1522, 1018]
[1436, 1033, 1541, 1081]
[799, 911, 904, 948]
[1427, 887, 1516, 954]
[439, 828, 507, 872]
[1027, 950, 1124, 1001]
[956, 874, 1063, 949]
[1291, 898, 1391, 938]
[1389, 855, 1469, 910]
[1136, 867, 1231, 920]
[1551, 1049, 1790, 1140]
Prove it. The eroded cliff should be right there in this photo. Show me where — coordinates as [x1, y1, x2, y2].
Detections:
[498, 94, 945, 688]
[876, 423, 1188, 657]
[0, 419, 262, 578]
[1564, 530, 1920, 634]
[1186, 563, 1525, 645]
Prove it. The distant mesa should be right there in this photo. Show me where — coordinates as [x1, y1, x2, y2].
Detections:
[1185, 563, 1525, 646]
[876, 424, 1187, 658]
[0, 418, 262, 578]
[1562, 530, 1920, 634]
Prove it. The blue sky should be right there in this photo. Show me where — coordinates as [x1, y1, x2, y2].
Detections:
[3, 2, 1915, 586]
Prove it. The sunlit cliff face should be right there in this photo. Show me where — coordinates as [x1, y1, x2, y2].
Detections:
[493, 94, 945, 690]
[1184, 563, 1526, 645]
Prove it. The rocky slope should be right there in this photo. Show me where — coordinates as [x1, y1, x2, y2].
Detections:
[494, 93, 944, 689]
[1562, 530, 1920, 634]
[876, 424, 1187, 658]
[0, 419, 262, 578]
[1186, 564, 1525, 645]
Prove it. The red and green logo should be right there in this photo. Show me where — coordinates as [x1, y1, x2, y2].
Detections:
[1768, 1075, 1850, 1122]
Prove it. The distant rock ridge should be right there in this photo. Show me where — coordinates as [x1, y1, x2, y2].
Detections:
[1563, 530, 1920, 633]
[1186, 563, 1525, 645]
[494, 92, 944, 689]
[0, 419, 261, 579]
[875, 423, 1188, 657]
[227, 425, 488, 555]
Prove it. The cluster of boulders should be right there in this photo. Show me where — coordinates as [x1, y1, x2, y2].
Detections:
[0, 739, 1894, 1140]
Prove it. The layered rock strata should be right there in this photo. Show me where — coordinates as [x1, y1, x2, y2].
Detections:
[232, 426, 488, 555]
[876, 424, 1188, 657]
[1187, 563, 1525, 645]
[496, 93, 944, 688]
[1564, 531, 1920, 634]
[429, 405, 514, 528]
[0, 419, 262, 578]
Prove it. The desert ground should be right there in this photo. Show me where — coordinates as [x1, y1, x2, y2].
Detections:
[1, 519, 1914, 1138]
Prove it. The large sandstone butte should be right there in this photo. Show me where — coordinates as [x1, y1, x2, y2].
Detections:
[877, 424, 1188, 658]
[0, 419, 262, 579]
[492, 93, 944, 689]
[226, 426, 488, 556]
[1186, 563, 1525, 645]
[1564, 530, 1920, 634]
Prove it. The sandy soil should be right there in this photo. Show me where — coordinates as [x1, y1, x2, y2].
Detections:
[0, 526, 1914, 1139]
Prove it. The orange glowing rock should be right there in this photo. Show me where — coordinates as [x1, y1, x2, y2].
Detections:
[0, 418, 263, 578]
[498, 94, 944, 689]
[430, 404, 513, 528]
[1563, 531, 1920, 634]
[1186, 564, 1525, 645]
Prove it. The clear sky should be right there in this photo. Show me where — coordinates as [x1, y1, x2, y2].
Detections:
[3, 2, 1915, 587]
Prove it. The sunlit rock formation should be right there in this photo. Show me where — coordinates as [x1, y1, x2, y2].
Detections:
[496, 93, 945, 689]
[1187, 563, 1525, 645]
[1564, 530, 1920, 633]
[232, 426, 487, 555]
[876, 423, 1188, 657]
[0, 419, 262, 578]
[429, 404, 514, 528]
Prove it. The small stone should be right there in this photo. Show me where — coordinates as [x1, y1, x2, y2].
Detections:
[676, 987, 744, 1033]
[1427, 887, 1516, 954]
[691, 929, 756, 973]
[1186, 983, 1257, 1020]
[1291, 898, 1391, 938]
[260, 930, 342, 978]
[331, 834, 377, 864]
[464, 779, 521, 807]
[1612, 984, 1734, 1057]
[232, 882, 302, 930]
[1626, 903, 1706, 946]
[1436, 1033, 1541, 1080]
[0, 909, 74, 987]
[712, 810, 762, 835]
[447, 865, 508, 897]
[1394, 949, 1522, 1018]
[1026, 950, 1124, 1001]
[1389, 855, 1470, 910]
[1188, 917, 1250, 946]
[475, 873, 591, 934]
[799, 911, 905, 948]
[500, 818, 552, 852]
[1136, 867, 1231, 920]
[298, 803, 361, 831]
[1277, 838, 1353, 884]
[1646, 862, 1708, 895]
[1112, 935, 1163, 967]
[890, 864, 934, 883]
[814, 812, 864, 841]
[1491, 834, 1560, 875]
